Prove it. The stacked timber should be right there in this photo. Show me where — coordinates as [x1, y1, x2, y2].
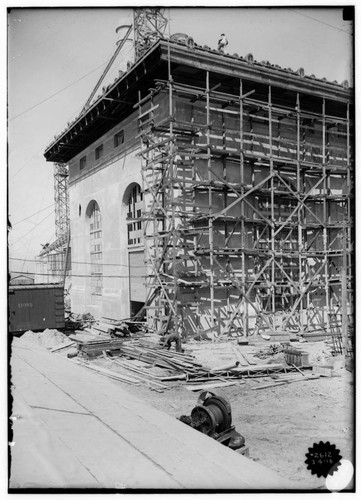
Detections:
[83, 320, 132, 338]
[67, 335, 316, 392]
[68, 313, 147, 339]
[71, 337, 127, 358]
[66, 322, 318, 390]
[65, 311, 96, 331]
[117, 344, 208, 375]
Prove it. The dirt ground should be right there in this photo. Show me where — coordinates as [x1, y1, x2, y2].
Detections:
[116, 353, 354, 490]
[13, 332, 354, 491]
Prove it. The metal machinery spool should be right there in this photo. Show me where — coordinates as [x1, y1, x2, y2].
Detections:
[179, 391, 247, 454]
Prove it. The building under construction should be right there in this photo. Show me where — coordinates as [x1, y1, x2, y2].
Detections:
[44, 23, 353, 344]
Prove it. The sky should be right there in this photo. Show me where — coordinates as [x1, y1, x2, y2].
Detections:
[6, 4, 354, 275]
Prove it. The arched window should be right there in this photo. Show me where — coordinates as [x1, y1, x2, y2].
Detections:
[126, 184, 143, 247]
[87, 201, 102, 296]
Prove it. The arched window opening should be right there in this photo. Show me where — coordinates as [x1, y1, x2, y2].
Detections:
[126, 184, 143, 247]
[88, 201, 102, 296]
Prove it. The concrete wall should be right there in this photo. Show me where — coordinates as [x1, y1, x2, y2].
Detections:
[68, 118, 142, 319]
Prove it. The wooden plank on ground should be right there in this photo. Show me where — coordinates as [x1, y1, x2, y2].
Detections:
[75, 360, 141, 385]
[239, 351, 257, 365]
[252, 374, 321, 390]
[233, 363, 285, 373]
[51, 341, 75, 352]
[231, 346, 249, 366]
[292, 363, 305, 376]
[185, 380, 242, 391]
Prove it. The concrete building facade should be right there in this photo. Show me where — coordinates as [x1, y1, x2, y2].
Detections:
[68, 123, 144, 320]
[45, 38, 353, 340]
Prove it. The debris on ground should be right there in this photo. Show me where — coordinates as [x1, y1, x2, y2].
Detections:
[71, 315, 146, 338]
[70, 337, 128, 358]
[253, 344, 284, 359]
[61, 332, 324, 393]
[14, 324, 348, 401]
[65, 311, 95, 330]
[10, 327, 353, 489]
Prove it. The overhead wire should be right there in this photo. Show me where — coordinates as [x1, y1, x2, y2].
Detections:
[38, 42, 134, 153]
[10, 21, 136, 124]
[13, 12, 349, 262]
[22, 168, 53, 269]
[10, 270, 143, 279]
[9, 147, 45, 180]
[289, 8, 352, 35]
[11, 203, 55, 226]
[9, 60, 109, 121]
[11, 220, 57, 255]
[9, 210, 54, 248]
[9, 256, 146, 269]
[9, 34, 136, 261]
[9, 16, 78, 64]
[10, 38, 134, 190]
[9, 9, 351, 126]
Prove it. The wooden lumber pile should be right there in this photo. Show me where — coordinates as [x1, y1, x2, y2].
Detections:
[117, 344, 209, 376]
[76, 359, 142, 386]
[70, 335, 213, 381]
[68, 313, 147, 339]
[71, 337, 127, 358]
[70, 334, 316, 390]
[65, 311, 96, 331]
[102, 354, 170, 391]
[101, 316, 147, 335]
[82, 320, 132, 338]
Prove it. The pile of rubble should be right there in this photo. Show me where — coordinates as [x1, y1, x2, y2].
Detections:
[15, 329, 69, 349]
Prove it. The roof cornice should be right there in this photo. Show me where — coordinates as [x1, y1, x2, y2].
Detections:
[44, 38, 352, 163]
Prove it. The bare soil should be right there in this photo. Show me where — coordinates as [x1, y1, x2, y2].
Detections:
[102, 339, 354, 490]
[14, 332, 354, 490]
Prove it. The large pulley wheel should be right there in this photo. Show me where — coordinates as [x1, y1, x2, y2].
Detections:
[190, 405, 217, 435]
[192, 391, 233, 434]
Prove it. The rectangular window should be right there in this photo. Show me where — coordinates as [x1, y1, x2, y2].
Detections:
[114, 130, 124, 148]
[80, 156, 86, 170]
[95, 144, 104, 160]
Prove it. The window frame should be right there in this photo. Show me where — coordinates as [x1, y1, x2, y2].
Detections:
[80, 156, 87, 170]
[114, 130, 124, 148]
[89, 202, 103, 296]
[126, 184, 144, 247]
[95, 144, 104, 161]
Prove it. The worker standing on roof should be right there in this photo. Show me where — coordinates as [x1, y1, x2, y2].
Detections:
[218, 33, 228, 52]
[159, 331, 183, 352]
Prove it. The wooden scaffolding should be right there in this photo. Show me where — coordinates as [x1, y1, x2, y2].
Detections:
[136, 62, 353, 345]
